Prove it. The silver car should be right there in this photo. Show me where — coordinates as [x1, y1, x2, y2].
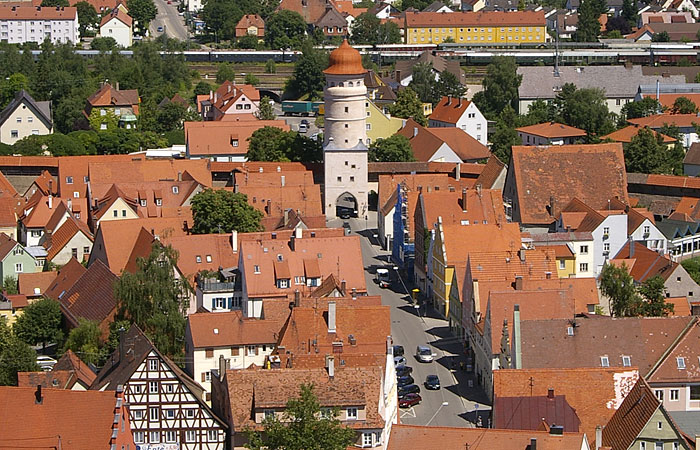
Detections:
[416, 345, 434, 363]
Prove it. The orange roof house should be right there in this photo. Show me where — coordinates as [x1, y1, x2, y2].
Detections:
[603, 124, 676, 144]
[397, 118, 490, 163]
[516, 122, 587, 146]
[184, 120, 290, 161]
[17, 349, 96, 390]
[98, 6, 132, 27]
[83, 82, 140, 118]
[0, 386, 134, 449]
[235, 14, 264, 37]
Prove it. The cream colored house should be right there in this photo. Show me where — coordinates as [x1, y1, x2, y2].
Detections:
[365, 100, 404, 145]
[44, 216, 93, 265]
[92, 187, 140, 229]
[0, 90, 52, 145]
[99, 8, 133, 48]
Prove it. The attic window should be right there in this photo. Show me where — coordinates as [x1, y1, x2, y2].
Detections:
[254, 265, 260, 274]
[66, 176, 73, 184]
[172, 186, 179, 194]
[600, 356, 609, 367]
[622, 355, 631, 367]
[206, 255, 212, 263]
[277, 254, 283, 261]
[140, 199, 147, 207]
[677, 357, 686, 369]
[317, 253, 322, 259]
[156, 199, 162, 206]
[196, 255, 202, 263]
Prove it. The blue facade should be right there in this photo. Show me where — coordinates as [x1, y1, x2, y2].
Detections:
[391, 184, 415, 280]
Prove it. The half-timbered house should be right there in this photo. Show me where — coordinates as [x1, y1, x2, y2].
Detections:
[91, 325, 228, 450]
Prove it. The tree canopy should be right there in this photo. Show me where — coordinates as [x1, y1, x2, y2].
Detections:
[246, 126, 322, 162]
[600, 263, 674, 317]
[387, 87, 427, 126]
[368, 134, 414, 162]
[288, 42, 328, 100]
[256, 96, 276, 120]
[624, 126, 682, 174]
[63, 319, 103, 365]
[672, 96, 698, 114]
[350, 13, 401, 45]
[472, 56, 522, 120]
[126, 0, 157, 35]
[114, 243, 191, 358]
[190, 188, 264, 234]
[75, 1, 98, 36]
[555, 83, 615, 136]
[265, 10, 307, 50]
[574, 0, 601, 42]
[621, 96, 662, 120]
[246, 384, 356, 450]
[0, 319, 38, 386]
[14, 297, 63, 350]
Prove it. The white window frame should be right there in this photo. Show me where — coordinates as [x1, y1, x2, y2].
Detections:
[185, 430, 196, 442]
[347, 407, 358, 420]
[148, 359, 158, 371]
[247, 345, 256, 356]
[600, 356, 609, 367]
[149, 407, 159, 421]
[362, 432, 373, 447]
[134, 431, 144, 444]
[149, 431, 160, 444]
[670, 389, 679, 401]
[165, 430, 176, 443]
[208, 429, 218, 441]
[15, 263, 23, 273]
[133, 409, 144, 420]
[149, 381, 158, 393]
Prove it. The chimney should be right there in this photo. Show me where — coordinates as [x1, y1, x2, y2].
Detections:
[115, 81, 119, 91]
[118, 327, 126, 365]
[48, 178, 53, 194]
[341, 280, 346, 295]
[351, 287, 357, 299]
[413, 127, 418, 137]
[35, 385, 42, 404]
[549, 195, 557, 219]
[458, 97, 462, 107]
[514, 276, 523, 290]
[547, 388, 554, 399]
[177, 171, 182, 182]
[596, 426, 603, 450]
[327, 355, 335, 379]
[284, 209, 289, 225]
[529, 438, 536, 450]
[48, 195, 53, 209]
[546, 271, 552, 279]
[218, 354, 226, 382]
[67, 198, 72, 210]
[513, 304, 522, 369]
[294, 289, 300, 307]
[395, 70, 401, 82]
[519, 248, 526, 262]
[629, 236, 635, 258]
[447, 95, 451, 105]
[281, 175, 285, 187]
[328, 301, 337, 333]
[461, 188, 467, 213]
[290, 235, 296, 251]
[231, 230, 238, 253]
[209, 90, 213, 100]
[455, 162, 460, 181]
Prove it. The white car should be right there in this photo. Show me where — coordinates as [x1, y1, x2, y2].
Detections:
[36, 355, 57, 371]
[416, 346, 434, 363]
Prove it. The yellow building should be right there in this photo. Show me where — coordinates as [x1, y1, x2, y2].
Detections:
[431, 219, 453, 320]
[404, 11, 547, 45]
[552, 244, 576, 278]
[364, 100, 404, 145]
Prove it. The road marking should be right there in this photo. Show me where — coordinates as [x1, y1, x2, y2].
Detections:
[399, 407, 416, 418]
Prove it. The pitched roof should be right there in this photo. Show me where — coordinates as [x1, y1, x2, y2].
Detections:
[187, 310, 280, 348]
[429, 96, 471, 124]
[647, 318, 700, 383]
[60, 259, 119, 327]
[377, 172, 472, 219]
[602, 378, 664, 450]
[87, 158, 212, 188]
[0, 232, 19, 260]
[426, 127, 490, 161]
[44, 215, 93, 261]
[641, 92, 700, 111]
[475, 155, 506, 189]
[493, 368, 641, 445]
[493, 394, 581, 432]
[684, 142, 700, 165]
[99, 6, 132, 26]
[516, 122, 587, 138]
[235, 13, 264, 30]
[57, 154, 137, 198]
[44, 257, 86, 301]
[394, 51, 466, 85]
[0, 387, 129, 449]
[0, 89, 52, 131]
[162, 233, 237, 282]
[184, 120, 290, 157]
[603, 124, 676, 143]
[0, 5, 77, 19]
[29, 170, 57, 196]
[387, 424, 587, 450]
[508, 143, 629, 225]
[628, 113, 700, 129]
[611, 241, 679, 282]
[18, 271, 57, 297]
[86, 83, 139, 108]
[467, 247, 558, 283]
[18, 350, 97, 389]
[277, 0, 331, 24]
[441, 222, 522, 265]
[404, 10, 545, 26]
[519, 315, 694, 376]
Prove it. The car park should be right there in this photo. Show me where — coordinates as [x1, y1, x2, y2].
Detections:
[300, 119, 309, 125]
[397, 375, 414, 387]
[399, 393, 422, 408]
[416, 345, 435, 363]
[424, 374, 441, 390]
[398, 384, 421, 399]
[396, 365, 412, 377]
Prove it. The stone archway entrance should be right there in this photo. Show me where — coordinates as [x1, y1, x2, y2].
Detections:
[336, 192, 358, 219]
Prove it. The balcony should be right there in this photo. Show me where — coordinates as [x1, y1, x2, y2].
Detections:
[197, 278, 237, 293]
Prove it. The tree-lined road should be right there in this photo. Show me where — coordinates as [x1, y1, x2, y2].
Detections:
[150, 0, 189, 41]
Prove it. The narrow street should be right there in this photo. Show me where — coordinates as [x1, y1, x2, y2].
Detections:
[329, 214, 491, 428]
[150, 0, 189, 41]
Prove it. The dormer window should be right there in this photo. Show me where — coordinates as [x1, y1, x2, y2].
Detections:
[196, 255, 202, 263]
[156, 199, 162, 206]
[172, 186, 179, 194]
[600, 356, 609, 367]
[346, 407, 357, 420]
[66, 176, 73, 184]
[254, 265, 260, 274]
[232, 139, 239, 147]
[140, 199, 147, 207]
[277, 279, 289, 289]
[677, 357, 686, 369]
[206, 255, 212, 263]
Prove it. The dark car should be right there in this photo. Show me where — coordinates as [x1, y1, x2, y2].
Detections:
[398, 384, 420, 399]
[399, 393, 421, 408]
[395, 365, 412, 377]
[424, 374, 441, 390]
[393, 345, 405, 357]
[397, 375, 414, 387]
[300, 119, 309, 125]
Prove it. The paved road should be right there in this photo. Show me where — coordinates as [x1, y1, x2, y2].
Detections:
[330, 214, 492, 428]
[150, 0, 189, 41]
[271, 103, 323, 137]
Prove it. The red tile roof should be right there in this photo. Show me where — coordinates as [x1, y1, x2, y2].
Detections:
[642, 93, 700, 112]
[44, 257, 86, 301]
[0, 170, 17, 198]
[429, 96, 471, 124]
[405, 10, 545, 27]
[17, 350, 97, 389]
[628, 113, 700, 129]
[493, 394, 581, 432]
[611, 241, 678, 283]
[187, 310, 280, 348]
[88, 158, 212, 188]
[508, 143, 628, 225]
[0, 232, 19, 260]
[44, 215, 93, 261]
[60, 259, 119, 328]
[185, 120, 290, 157]
[57, 154, 137, 199]
[18, 271, 57, 297]
[0, 5, 77, 19]
[647, 318, 700, 383]
[516, 121, 587, 138]
[603, 124, 676, 144]
[86, 83, 139, 108]
[99, 6, 132, 26]
[162, 233, 237, 282]
[235, 14, 264, 36]
[427, 127, 490, 161]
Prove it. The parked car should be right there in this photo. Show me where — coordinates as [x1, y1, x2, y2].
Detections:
[399, 393, 422, 408]
[397, 375, 415, 387]
[36, 355, 57, 371]
[396, 365, 413, 377]
[376, 268, 390, 288]
[416, 345, 435, 363]
[398, 384, 421, 399]
[157, 26, 164, 32]
[424, 374, 441, 390]
[300, 119, 309, 125]
[394, 355, 406, 366]
[299, 123, 308, 133]
[393, 345, 404, 357]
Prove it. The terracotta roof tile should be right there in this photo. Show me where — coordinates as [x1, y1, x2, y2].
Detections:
[611, 241, 678, 282]
[387, 424, 586, 450]
[427, 127, 490, 161]
[516, 121, 587, 138]
[58, 154, 137, 198]
[185, 121, 289, 157]
[603, 124, 676, 143]
[405, 10, 545, 26]
[235, 14, 264, 36]
[493, 394, 581, 432]
[0, 5, 77, 19]
[628, 113, 700, 129]
[442, 222, 521, 266]
[648, 318, 700, 383]
[187, 310, 280, 348]
[88, 158, 212, 188]
[0, 169, 17, 198]
[18, 271, 57, 297]
[60, 259, 119, 327]
[44, 216, 93, 261]
[162, 233, 237, 282]
[86, 83, 139, 108]
[494, 368, 641, 445]
[428, 96, 471, 124]
[508, 144, 628, 225]
[0, 232, 18, 260]
[0, 197, 21, 228]
[44, 257, 86, 301]
[474, 155, 506, 189]
[99, 6, 132, 26]
[602, 378, 664, 450]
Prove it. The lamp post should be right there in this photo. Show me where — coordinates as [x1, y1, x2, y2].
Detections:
[425, 401, 449, 426]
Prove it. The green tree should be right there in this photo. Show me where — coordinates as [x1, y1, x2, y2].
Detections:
[3, 276, 17, 294]
[90, 36, 118, 51]
[88, 109, 119, 131]
[672, 96, 698, 114]
[652, 31, 670, 42]
[574, 0, 601, 42]
[190, 188, 264, 234]
[127, 0, 157, 35]
[265, 59, 277, 74]
[41, 0, 69, 6]
[522, 99, 556, 125]
[256, 96, 276, 120]
[624, 127, 677, 174]
[637, 275, 674, 317]
[600, 262, 641, 317]
[557, 85, 615, 136]
[472, 56, 522, 119]
[621, 0, 637, 27]
[621, 97, 662, 120]
[14, 297, 63, 350]
[247, 126, 295, 161]
[216, 63, 236, 84]
[76, 1, 98, 36]
[0, 73, 29, 109]
[63, 319, 103, 365]
[265, 10, 307, 50]
[435, 70, 466, 100]
[0, 318, 38, 386]
[369, 134, 414, 162]
[245, 73, 260, 86]
[236, 34, 260, 49]
[156, 102, 199, 132]
[288, 42, 328, 100]
[245, 384, 356, 450]
[194, 81, 212, 97]
[682, 256, 700, 284]
[115, 243, 190, 358]
[490, 106, 520, 164]
[409, 63, 438, 105]
[350, 13, 401, 45]
[387, 87, 427, 126]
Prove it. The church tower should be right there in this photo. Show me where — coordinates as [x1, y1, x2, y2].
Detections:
[323, 40, 369, 220]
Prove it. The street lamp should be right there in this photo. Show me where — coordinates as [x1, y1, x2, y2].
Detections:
[425, 401, 449, 426]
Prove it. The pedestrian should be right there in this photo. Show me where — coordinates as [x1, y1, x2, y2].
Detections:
[460, 361, 465, 372]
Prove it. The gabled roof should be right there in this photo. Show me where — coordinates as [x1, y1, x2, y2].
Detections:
[429, 96, 471, 124]
[394, 51, 466, 85]
[684, 142, 700, 166]
[188, 310, 280, 348]
[185, 120, 290, 157]
[18, 349, 97, 389]
[647, 318, 700, 383]
[0, 386, 130, 449]
[603, 124, 676, 143]
[494, 368, 641, 446]
[43, 257, 86, 301]
[315, 5, 347, 27]
[0, 170, 17, 199]
[44, 215, 93, 261]
[277, 0, 331, 24]
[426, 127, 490, 161]
[611, 241, 679, 283]
[87, 158, 212, 188]
[0, 232, 19, 260]
[404, 10, 545, 27]
[516, 122, 587, 139]
[162, 233, 237, 282]
[86, 83, 139, 108]
[508, 143, 629, 225]
[493, 394, 581, 432]
[628, 113, 700, 129]
[0, 5, 77, 20]
[60, 259, 119, 327]
[18, 271, 57, 297]
[29, 170, 57, 197]
[99, 6, 132, 27]
[235, 13, 264, 29]
[602, 378, 665, 450]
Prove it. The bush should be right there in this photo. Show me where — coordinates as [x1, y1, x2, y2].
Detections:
[265, 59, 277, 74]
[244, 73, 260, 86]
